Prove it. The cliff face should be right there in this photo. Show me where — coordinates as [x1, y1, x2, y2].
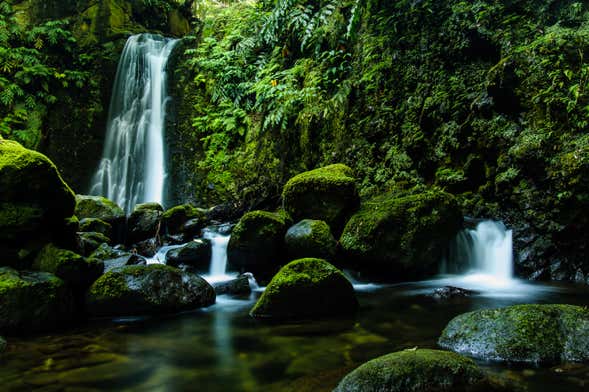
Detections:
[166, 0, 589, 283]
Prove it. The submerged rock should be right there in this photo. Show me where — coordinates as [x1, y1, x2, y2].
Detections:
[250, 258, 357, 320]
[33, 244, 103, 290]
[334, 348, 501, 392]
[340, 187, 462, 280]
[127, 202, 164, 244]
[0, 140, 76, 268]
[166, 239, 211, 270]
[86, 264, 215, 317]
[438, 304, 589, 364]
[431, 286, 476, 300]
[0, 267, 73, 333]
[284, 219, 337, 261]
[213, 275, 251, 296]
[227, 210, 291, 282]
[282, 164, 359, 233]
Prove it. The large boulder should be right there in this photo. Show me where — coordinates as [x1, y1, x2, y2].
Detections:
[127, 202, 163, 244]
[75, 195, 125, 242]
[439, 304, 589, 364]
[227, 210, 291, 282]
[282, 164, 359, 233]
[0, 267, 74, 333]
[166, 239, 211, 270]
[334, 349, 501, 392]
[250, 258, 357, 320]
[340, 187, 462, 280]
[33, 244, 103, 290]
[0, 140, 76, 268]
[284, 219, 337, 261]
[162, 204, 207, 235]
[86, 264, 215, 317]
[79, 218, 113, 239]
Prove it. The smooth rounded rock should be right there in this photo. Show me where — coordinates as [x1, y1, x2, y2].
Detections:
[250, 258, 357, 320]
[438, 304, 589, 364]
[334, 348, 499, 392]
[166, 239, 211, 270]
[284, 219, 337, 261]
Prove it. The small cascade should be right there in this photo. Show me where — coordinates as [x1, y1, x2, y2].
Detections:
[443, 220, 515, 288]
[203, 228, 235, 283]
[90, 34, 178, 214]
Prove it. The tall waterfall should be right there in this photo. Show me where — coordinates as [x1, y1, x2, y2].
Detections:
[90, 34, 178, 213]
[443, 220, 514, 286]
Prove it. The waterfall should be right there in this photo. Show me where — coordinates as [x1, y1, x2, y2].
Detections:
[444, 220, 514, 286]
[90, 34, 178, 214]
[203, 229, 234, 282]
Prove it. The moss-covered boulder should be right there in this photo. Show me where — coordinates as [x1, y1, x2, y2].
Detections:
[33, 244, 103, 290]
[227, 210, 291, 282]
[75, 195, 125, 241]
[86, 264, 215, 317]
[282, 164, 359, 233]
[77, 232, 111, 257]
[334, 348, 500, 392]
[340, 188, 462, 280]
[0, 140, 76, 267]
[90, 243, 131, 261]
[126, 202, 163, 244]
[79, 218, 112, 239]
[162, 204, 207, 235]
[250, 258, 357, 320]
[439, 304, 589, 364]
[166, 239, 211, 270]
[0, 267, 74, 333]
[284, 219, 337, 261]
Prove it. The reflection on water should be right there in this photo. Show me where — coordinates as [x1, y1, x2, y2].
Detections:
[1, 281, 589, 391]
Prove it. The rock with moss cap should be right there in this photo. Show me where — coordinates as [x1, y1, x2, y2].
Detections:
[227, 210, 292, 282]
[284, 219, 337, 261]
[162, 204, 207, 235]
[127, 202, 164, 244]
[33, 244, 103, 290]
[439, 304, 589, 364]
[282, 164, 359, 234]
[78, 232, 111, 256]
[340, 187, 462, 280]
[86, 264, 215, 317]
[0, 267, 74, 333]
[75, 195, 125, 242]
[250, 258, 357, 320]
[0, 140, 76, 267]
[79, 218, 113, 239]
[334, 348, 503, 392]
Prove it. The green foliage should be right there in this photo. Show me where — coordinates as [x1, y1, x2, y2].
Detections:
[0, 1, 92, 149]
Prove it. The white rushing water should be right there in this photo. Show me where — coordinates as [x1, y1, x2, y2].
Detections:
[203, 229, 236, 283]
[90, 34, 178, 213]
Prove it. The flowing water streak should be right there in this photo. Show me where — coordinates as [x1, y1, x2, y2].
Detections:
[203, 229, 235, 283]
[90, 34, 178, 213]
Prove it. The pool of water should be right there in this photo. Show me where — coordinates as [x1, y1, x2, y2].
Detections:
[2, 278, 589, 391]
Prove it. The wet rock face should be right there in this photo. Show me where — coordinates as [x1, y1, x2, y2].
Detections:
[85, 264, 215, 317]
[212, 275, 251, 296]
[431, 286, 476, 300]
[284, 219, 337, 262]
[250, 258, 358, 320]
[0, 267, 74, 333]
[439, 304, 589, 364]
[166, 239, 212, 271]
[334, 348, 501, 392]
[127, 203, 164, 245]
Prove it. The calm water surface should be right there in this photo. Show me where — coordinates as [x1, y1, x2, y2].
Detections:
[2, 279, 589, 391]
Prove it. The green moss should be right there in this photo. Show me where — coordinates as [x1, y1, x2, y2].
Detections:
[250, 258, 357, 320]
[334, 348, 499, 392]
[75, 195, 125, 223]
[340, 187, 462, 279]
[0, 203, 44, 241]
[284, 219, 337, 261]
[79, 218, 112, 238]
[162, 204, 205, 234]
[282, 164, 359, 232]
[439, 304, 589, 364]
[33, 243, 103, 289]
